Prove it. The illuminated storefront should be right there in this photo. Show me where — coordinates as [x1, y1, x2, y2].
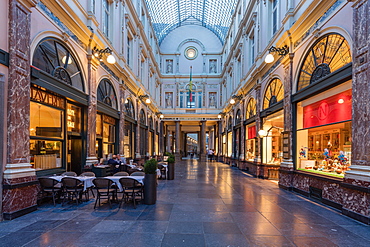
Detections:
[124, 98, 136, 159]
[30, 38, 87, 174]
[294, 33, 352, 178]
[244, 98, 257, 161]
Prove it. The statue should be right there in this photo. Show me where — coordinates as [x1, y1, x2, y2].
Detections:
[165, 93, 172, 108]
[209, 60, 217, 73]
[166, 60, 173, 74]
[209, 93, 216, 107]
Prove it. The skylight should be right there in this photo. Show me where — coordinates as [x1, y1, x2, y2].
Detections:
[145, 0, 238, 45]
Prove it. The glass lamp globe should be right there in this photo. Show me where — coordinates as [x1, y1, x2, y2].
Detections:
[230, 99, 236, 105]
[264, 53, 275, 64]
[107, 54, 116, 64]
[62, 56, 72, 65]
[145, 98, 151, 104]
[258, 129, 267, 137]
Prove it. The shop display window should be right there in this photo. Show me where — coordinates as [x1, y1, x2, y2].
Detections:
[30, 102, 64, 138]
[227, 132, 232, 157]
[296, 88, 352, 177]
[261, 111, 284, 165]
[67, 104, 81, 133]
[30, 140, 62, 170]
[245, 125, 256, 161]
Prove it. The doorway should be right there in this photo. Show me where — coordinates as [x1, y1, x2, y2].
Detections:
[67, 135, 82, 174]
[185, 133, 198, 159]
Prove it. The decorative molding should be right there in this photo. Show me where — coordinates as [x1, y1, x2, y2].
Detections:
[37, 1, 85, 49]
[3, 163, 36, 179]
[100, 62, 120, 81]
[294, 0, 344, 49]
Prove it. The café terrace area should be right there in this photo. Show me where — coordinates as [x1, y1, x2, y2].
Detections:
[0, 160, 369, 247]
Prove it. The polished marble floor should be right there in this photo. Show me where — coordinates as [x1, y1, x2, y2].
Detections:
[0, 160, 369, 247]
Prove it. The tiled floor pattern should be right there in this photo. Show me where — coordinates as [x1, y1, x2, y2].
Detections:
[0, 160, 369, 247]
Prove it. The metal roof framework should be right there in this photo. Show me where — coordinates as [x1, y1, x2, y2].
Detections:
[145, 0, 238, 45]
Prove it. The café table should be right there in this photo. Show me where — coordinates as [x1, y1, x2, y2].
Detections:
[104, 176, 144, 192]
[49, 175, 95, 191]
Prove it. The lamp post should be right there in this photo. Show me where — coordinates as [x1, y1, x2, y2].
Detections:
[92, 46, 116, 64]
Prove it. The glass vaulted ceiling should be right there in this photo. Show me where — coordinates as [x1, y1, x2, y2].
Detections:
[145, 0, 238, 45]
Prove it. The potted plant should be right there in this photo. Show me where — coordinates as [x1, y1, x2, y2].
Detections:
[167, 155, 175, 180]
[144, 158, 158, 205]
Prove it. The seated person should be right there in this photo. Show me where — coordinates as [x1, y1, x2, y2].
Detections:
[107, 155, 120, 173]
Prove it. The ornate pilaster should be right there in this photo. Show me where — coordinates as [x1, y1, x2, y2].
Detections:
[342, 0, 370, 223]
[200, 120, 207, 161]
[175, 121, 181, 161]
[217, 120, 222, 160]
[254, 84, 262, 163]
[279, 53, 294, 189]
[3, 0, 38, 220]
[118, 87, 126, 156]
[85, 54, 98, 167]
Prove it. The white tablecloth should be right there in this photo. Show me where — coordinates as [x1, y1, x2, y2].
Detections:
[104, 176, 144, 192]
[157, 163, 168, 177]
[50, 176, 95, 191]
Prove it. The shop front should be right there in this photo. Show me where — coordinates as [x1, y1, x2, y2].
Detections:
[226, 117, 233, 165]
[259, 78, 284, 179]
[242, 97, 257, 174]
[233, 110, 242, 167]
[31, 38, 88, 175]
[288, 33, 353, 211]
[123, 98, 136, 160]
[95, 79, 119, 161]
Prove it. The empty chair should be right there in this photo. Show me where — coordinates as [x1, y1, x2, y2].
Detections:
[92, 178, 117, 209]
[130, 171, 144, 176]
[80, 172, 96, 197]
[61, 177, 84, 206]
[61, 171, 77, 176]
[80, 172, 95, 177]
[113, 172, 129, 176]
[38, 177, 62, 206]
[119, 177, 143, 209]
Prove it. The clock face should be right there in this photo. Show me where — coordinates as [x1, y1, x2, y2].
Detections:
[185, 47, 198, 60]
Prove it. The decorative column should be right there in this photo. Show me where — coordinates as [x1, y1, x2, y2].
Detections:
[85, 53, 99, 167]
[342, 0, 370, 224]
[217, 120, 222, 161]
[279, 53, 294, 190]
[254, 84, 262, 164]
[159, 121, 164, 156]
[200, 120, 207, 161]
[2, 0, 38, 220]
[118, 86, 126, 156]
[239, 107, 245, 162]
[166, 126, 171, 153]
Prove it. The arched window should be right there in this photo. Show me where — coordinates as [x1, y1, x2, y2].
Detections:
[124, 99, 135, 118]
[97, 79, 118, 109]
[139, 109, 146, 125]
[246, 98, 256, 119]
[32, 38, 84, 91]
[228, 117, 233, 130]
[263, 78, 284, 110]
[235, 110, 241, 125]
[297, 33, 352, 91]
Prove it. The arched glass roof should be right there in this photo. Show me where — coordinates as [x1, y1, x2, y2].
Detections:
[145, 0, 238, 45]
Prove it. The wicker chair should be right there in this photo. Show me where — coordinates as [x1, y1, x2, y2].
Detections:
[61, 171, 77, 176]
[113, 172, 129, 176]
[80, 172, 95, 177]
[38, 177, 62, 206]
[61, 177, 85, 206]
[130, 171, 145, 176]
[119, 177, 143, 209]
[157, 163, 167, 179]
[92, 178, 117, 209]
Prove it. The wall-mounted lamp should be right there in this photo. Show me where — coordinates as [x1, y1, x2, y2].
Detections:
[156, 112, 164, 119]
[139, 94, 151, 104]
[264, 45, 289, 64]
[92, 46, 116, 64]
[230, 94, 243, 105]
[218, 112, 225, 119]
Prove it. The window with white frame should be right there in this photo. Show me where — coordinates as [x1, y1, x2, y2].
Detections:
[272, 0, 279, 35]
[127, 36, 132, 67]
[249, 31, 255, 67]
[102, 0, 110, 37]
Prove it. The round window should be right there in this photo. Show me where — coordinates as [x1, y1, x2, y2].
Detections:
[185, 47, 198, 60]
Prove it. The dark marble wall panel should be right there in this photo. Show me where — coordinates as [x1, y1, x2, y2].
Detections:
[7, 0, 31, 164]
[342, 188, 369, 217]
[86, 57, 97, 159]
[292, 173, 310, 192]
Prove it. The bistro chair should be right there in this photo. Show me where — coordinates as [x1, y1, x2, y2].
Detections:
[61, 171, 77, 177]
[130, 171, 144, 176]
[38, 177, 62, 206]
[92, 178, 117, 209]
[119, 177, 143, 209]
[61, 177, 85, 206]
[80, 172, 95, 177]
[80, 172, 96, 198]
[113, 172, 129, 176]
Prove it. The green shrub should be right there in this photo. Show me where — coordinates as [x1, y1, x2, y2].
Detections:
[167, 157, 175, 164]
[144, 158, 158, 174]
